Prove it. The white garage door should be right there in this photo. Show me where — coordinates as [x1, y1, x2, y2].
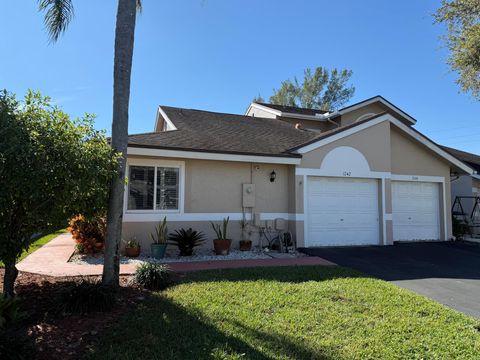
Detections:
[392, 181, 440, 241]
[306, 177, 380, 246]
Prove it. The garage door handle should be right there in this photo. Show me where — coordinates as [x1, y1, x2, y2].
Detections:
[340, 219, 344, 221]
[408, 217, 412, 220]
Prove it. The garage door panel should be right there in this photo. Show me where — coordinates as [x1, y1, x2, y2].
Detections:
[307, 177, 379, 247]
[392, 181, 440, 241]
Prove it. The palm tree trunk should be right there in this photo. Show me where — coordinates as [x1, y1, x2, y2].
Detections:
[3, 259, 18, 298]
[103, 0, 137, 287]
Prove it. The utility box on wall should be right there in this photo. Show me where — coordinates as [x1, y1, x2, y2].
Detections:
[242, 183, 255, 208]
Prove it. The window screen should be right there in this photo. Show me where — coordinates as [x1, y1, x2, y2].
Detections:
[128, 166, 154, 210]
[156, 167, 179, 210]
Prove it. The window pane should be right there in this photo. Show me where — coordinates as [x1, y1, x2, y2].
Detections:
[156, 167, 179, 210]
[128, 166, 154, 210]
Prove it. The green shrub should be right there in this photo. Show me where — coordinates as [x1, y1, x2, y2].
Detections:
[68, 214, 106, 254]
[168, 228, 206, 256]
[0, 297, 21, 330]
[59, 278, 116, 314]
[134, 263, 171, 290]
[0, 298, 32, 360]
[0, 330, 35, 360]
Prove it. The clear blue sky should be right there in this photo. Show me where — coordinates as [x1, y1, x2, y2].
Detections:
[2, 1, 480, 152]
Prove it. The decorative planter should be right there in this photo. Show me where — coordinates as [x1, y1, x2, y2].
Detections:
[239, 240, 252, 251]
[213, 239, 232, 255]
[151, 243, 167, 259]
[125, 246, 141, 258]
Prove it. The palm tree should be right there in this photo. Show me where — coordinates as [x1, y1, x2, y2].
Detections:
[39, 0, 140, 287]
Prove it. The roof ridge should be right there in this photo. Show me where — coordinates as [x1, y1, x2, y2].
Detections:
[160, 104, 316, 130]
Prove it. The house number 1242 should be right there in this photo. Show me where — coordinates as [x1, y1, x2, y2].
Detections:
[343, 171, 352, 176]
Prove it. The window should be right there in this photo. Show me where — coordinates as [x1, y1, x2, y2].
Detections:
[127, 165, 180, 211]
[156, 167, 179, 210]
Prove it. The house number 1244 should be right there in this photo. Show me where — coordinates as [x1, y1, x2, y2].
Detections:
[343, 171, 352, 176]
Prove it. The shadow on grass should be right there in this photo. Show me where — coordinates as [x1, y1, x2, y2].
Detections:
[88, 293, 336, 360]
[178, 264, 366, 285]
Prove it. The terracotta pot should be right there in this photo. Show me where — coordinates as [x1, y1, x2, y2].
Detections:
[213, 239, 232, 255]
[239, 240, 252, 251]
[125, 246, 141, 258]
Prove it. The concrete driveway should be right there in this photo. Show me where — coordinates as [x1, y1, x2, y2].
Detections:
[302, 241, 480, 318]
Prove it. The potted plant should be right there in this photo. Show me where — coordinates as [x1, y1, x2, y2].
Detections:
[239, 219, 252, 251]
[124, 238, 141, 258]
[151, 216, 168, 259]
[211, 217, 232, 255]
[168, 228, 206, 256]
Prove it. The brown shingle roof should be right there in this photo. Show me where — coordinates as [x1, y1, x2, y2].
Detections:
[441, 146, 480, 172]
[127, 106, 319, 157]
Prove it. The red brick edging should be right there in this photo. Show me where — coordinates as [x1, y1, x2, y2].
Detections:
[16, 233, 335, 277]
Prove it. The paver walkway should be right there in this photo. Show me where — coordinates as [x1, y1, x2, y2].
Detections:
[17, 233, 335, 277]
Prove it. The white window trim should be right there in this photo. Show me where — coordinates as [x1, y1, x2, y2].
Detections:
[124, 158, 185, 215]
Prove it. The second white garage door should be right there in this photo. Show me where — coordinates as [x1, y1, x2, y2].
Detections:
[392, 181, 440, 241]
[306, 177, 379, 246]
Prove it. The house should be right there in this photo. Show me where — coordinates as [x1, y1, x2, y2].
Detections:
[123, 96, 473, 251]
[441, 146, 480, 224]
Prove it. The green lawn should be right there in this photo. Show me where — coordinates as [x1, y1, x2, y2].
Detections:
[89, 266, 480, 360]
[0, 229, 65, 268]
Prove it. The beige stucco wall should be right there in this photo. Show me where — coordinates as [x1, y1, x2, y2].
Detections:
[186, 160, 290, 213]
[296, 121, 454, 245]
[390, 128, 450, 176]
[339, 103, 386, 127]
[125, 119, 455, 251]
[123, 156, 295, 252]
[123, 220, 256, 255]
[300, 120, 392, 172]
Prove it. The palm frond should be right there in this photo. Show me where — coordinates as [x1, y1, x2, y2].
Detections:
[38, 0, 75, 42]
[136, 0, 142, 13]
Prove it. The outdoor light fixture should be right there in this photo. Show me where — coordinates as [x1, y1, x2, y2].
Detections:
[270, 170, 276, 183]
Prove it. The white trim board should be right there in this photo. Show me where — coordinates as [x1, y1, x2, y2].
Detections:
[154, 106, 178, 132]
[127, 147, 302, 165]
[296, 167, 390, 179]
[123, 212, 304, 223]
[247, 96, 416, 124]
[247, 102, 331, 121]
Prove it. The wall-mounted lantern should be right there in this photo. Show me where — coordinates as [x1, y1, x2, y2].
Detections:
[270, 170, 276, 183]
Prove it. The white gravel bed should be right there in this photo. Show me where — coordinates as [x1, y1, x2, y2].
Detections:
[69, 249, 273, 265]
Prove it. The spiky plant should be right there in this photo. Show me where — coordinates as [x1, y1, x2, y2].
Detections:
[211, 217, 230, 240]
[151, 216, 168, 244]
[168, 228, 206, 256]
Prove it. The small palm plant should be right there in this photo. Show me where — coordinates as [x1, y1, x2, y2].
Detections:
[168, 228, 206, 256]
[211, 217, 232, 255]
[150, 217, 168, 259]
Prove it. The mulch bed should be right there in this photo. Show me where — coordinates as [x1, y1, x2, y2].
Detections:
[0, 269, 150, 359]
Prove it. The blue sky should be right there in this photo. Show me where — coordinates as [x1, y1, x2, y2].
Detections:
[1, 1, 480, 152]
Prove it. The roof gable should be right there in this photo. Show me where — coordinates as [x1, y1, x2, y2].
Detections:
[291, 113, 473, 174]
[247, 96, 417, 125]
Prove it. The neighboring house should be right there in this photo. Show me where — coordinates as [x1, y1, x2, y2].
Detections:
[123, 96, 473, 251]
[441, 146, 480, 221]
